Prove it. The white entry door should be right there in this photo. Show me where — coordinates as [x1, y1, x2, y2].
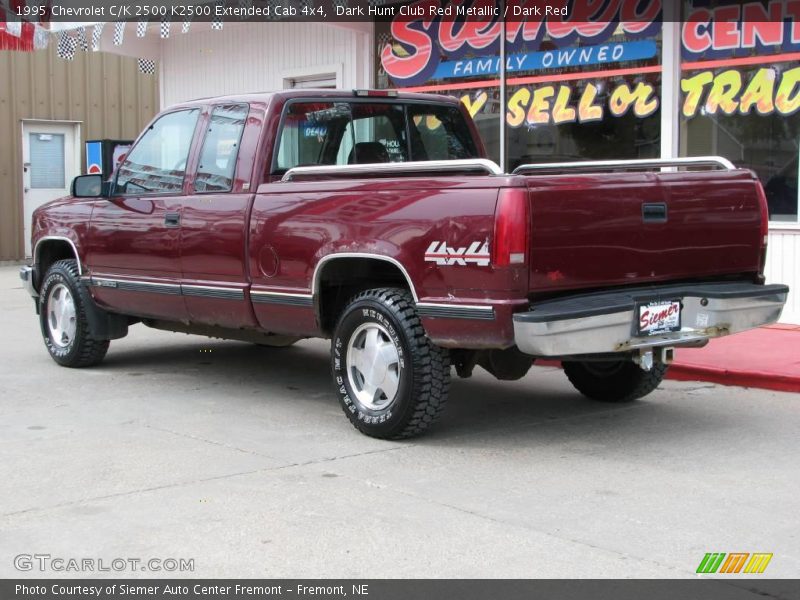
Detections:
[21, 121, 81, 257]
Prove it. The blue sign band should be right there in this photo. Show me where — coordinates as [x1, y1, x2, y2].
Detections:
[431, 40, 658, 81]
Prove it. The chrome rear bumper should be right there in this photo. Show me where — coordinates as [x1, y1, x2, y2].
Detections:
[19, 266, 37, 299]
[513, 282, 789, 357]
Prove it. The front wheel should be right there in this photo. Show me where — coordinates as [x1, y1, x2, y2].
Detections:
[563, 359, 668, 403]
[331, 288, 450, 439]
[38, 259, 109, 368]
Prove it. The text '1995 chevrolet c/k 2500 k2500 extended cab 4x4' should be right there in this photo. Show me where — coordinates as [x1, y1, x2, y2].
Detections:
[20, 89, 789, 439]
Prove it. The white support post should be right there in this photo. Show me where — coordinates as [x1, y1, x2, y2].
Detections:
[660, 8, 681, 160]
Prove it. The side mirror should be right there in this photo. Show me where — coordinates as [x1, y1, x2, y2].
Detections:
[72, 174, 110, 198]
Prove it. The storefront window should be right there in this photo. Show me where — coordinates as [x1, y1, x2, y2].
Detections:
[375, 0, 663, 168]
[680, 65, 799, 221]
[680, 1, 800, 223]
[505, 73, 661, 170]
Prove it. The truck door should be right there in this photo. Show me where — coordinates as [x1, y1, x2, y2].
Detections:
[179, 103, 258, 329]
[85, 108, 200, 321]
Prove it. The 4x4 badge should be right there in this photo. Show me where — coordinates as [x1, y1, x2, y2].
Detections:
[424, 241, 490, 266]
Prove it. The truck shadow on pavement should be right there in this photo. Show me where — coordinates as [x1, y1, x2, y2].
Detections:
[99, 335, 731, 448]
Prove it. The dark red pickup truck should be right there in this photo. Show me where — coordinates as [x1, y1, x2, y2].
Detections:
[21, 89, 788, 439]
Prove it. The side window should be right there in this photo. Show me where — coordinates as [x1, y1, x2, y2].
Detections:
[407, 105, 479, 161]
[347, 103, 407, 163]
[115, 109, 199, 195]
[274, 102, 352, 173]
[195, 104, 248, 193]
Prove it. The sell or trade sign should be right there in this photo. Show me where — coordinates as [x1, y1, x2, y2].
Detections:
[456, 65, 800, 126]
[505, 80, 658, 126]
[681, 66, 800, 117]
[457, 79, 659, 127]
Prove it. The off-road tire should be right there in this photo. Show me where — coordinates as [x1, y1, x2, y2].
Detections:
[563, 359, 668, 403]
[38, 259, 109, 368]
[331, 288, 450, 439]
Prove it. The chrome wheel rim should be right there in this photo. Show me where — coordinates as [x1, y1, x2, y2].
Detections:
[346, 322, 401, 410]
[47, 283, 77, 348]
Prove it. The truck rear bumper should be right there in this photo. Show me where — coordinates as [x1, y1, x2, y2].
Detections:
[513, 282, 789, 357]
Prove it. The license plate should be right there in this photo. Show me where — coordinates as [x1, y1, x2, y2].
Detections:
[636, 300, 681, 336]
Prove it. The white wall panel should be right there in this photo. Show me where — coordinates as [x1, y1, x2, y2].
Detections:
[765, 226, 800, 324]
[160, 22, 371, 106]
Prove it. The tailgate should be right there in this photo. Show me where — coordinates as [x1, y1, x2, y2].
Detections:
[525, 169, 764, 294]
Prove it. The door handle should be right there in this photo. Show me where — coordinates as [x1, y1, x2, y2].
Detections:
[642, 203, 667, 223]
[164, 212, 180, 227]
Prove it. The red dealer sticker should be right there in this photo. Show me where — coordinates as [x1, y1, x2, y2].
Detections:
[636, 300, 682, 336]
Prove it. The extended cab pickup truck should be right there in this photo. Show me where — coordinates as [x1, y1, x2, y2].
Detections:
[21, 89, 789, 439]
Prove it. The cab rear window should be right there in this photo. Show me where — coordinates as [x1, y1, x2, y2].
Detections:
[273, 101, 478, 175]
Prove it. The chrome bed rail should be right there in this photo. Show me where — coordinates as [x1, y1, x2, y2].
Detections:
[281, 158, 503, 181]
[281, 156, 735, 182]
[512, 156, 736, 175]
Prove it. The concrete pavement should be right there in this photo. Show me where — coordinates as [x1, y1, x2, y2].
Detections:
[1, 266, 798, 578]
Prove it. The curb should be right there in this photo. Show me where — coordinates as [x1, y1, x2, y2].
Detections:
[666, 364, 800, 393]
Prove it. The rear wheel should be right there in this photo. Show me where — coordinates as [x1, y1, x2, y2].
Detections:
[331, 288, 450, 439]
[38, 259, 109, 368]
[563, 359, 667, 403]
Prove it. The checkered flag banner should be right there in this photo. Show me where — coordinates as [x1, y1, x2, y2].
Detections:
[238, 0, 252, 9]
[113, 22, 125, 46]
[265, 0, 280, 19]
[160, 19, 170, 39]
[136, 21, 147, 38]
[211, 0, 224, 30]
[33, 26, 50, 50]
[57, 32, 78, 60]
[91, 23, 105, 51]
[138, 58, 156, 75]
[182, 20, 191, 33]
[76, 26, 88, 51]
[333, 0, 348, 10]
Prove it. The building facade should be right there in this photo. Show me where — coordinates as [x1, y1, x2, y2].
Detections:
[0, 37, 159, 261]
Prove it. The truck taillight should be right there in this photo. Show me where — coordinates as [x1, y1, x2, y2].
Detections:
[755, 180, 769, 276]
[493, 188, 529, 267]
